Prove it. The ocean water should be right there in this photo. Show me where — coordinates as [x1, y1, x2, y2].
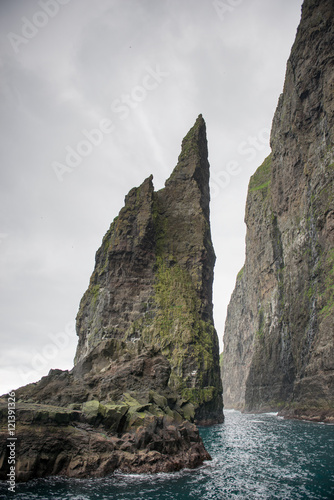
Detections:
[1, 410, 334, 499]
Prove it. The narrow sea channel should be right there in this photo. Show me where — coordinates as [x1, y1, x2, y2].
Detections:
[1, 410, 333, 499]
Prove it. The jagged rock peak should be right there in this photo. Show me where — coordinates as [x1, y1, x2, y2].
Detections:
[167, 114, 208, 181]
[124, 174, 154, 205]
[165, 115, 210, 219]
[3, 116, 222, 482]
[74, 114, 222, 424]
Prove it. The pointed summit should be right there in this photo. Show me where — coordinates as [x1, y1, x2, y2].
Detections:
[165, 114, 211, 221]
[177, 113, 207, 166]
[166, 115, 208, 180]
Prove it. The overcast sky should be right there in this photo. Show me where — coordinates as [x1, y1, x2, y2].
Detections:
[0, 0, 303, 396]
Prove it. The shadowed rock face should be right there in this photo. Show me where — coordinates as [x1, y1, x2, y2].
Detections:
[0, 115, 222, 482]
[222, 0, 334, 420]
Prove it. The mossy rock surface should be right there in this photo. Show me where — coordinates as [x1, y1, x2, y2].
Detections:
[127, 411, 155, 429]
[249, 153, 272, 193]
[149, 391, 168, 411]
[181, 403, 195, 421]
[102, 403, 129, 432]
[82, 400, 104, 424]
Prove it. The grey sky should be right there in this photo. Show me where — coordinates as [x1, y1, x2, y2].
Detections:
[0, 0, 303, 395]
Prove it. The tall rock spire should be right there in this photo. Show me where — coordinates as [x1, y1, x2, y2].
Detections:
[74, 114, 222, 424]
[5, 117, 222, 481]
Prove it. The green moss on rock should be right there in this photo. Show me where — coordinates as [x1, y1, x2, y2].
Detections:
[82, 400, 104, 424]
[249, 153, 272, 193]
[237, 266, 244, 281]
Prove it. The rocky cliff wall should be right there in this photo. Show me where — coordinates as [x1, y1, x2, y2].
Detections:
[222, 0, 334, 420]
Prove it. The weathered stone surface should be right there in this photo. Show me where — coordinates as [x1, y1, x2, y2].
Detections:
[222, 0, 334, 420]
[1, 116, 222, 481]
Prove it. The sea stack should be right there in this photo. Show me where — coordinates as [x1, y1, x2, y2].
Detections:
[222, 0, 334, 422]
[74, 114, 223, 425]
[0, 115, 223, 481]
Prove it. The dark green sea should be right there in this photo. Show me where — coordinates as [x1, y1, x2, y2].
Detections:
[1, 410, 333, 499]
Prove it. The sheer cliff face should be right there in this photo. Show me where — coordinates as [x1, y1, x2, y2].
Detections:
[223, 0, 334, 414]
[75, 115, 223, 423]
